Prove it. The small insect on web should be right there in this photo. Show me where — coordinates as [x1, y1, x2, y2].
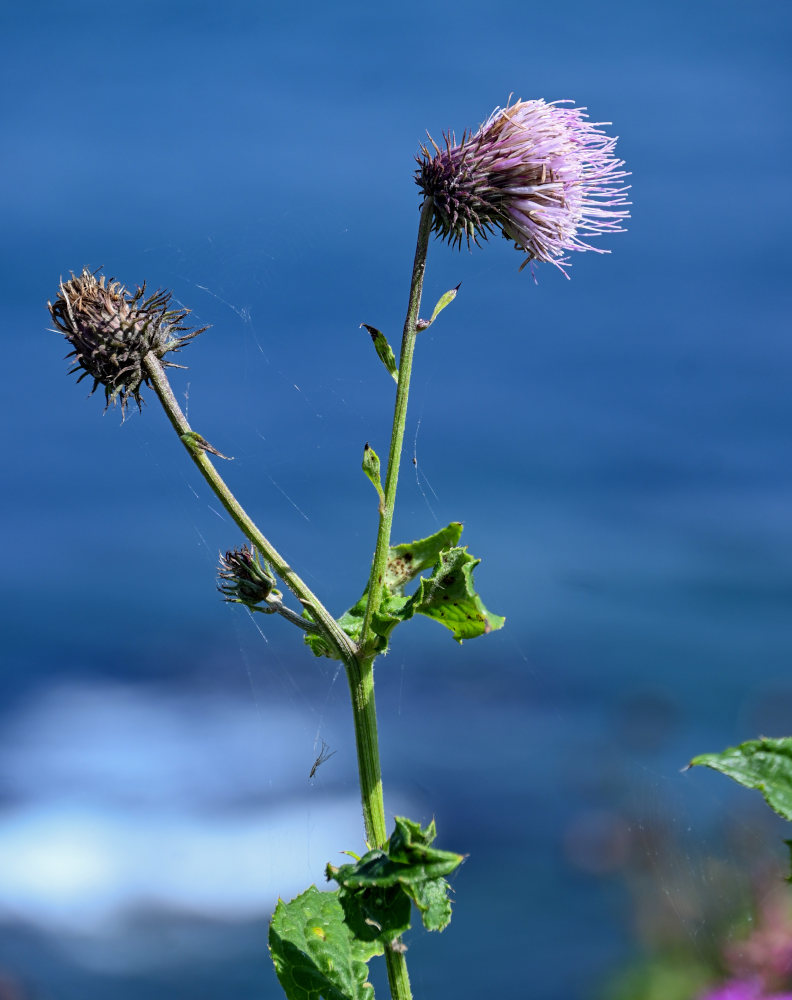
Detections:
[309, 739, 337, 778]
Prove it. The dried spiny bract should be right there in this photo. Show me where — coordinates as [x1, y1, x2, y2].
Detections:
[49, 268, 206, 411]
[218, 546, 277, 608]
[416, 99, 630, 275]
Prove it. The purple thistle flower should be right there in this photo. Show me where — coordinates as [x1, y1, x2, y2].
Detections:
[416, 98, 630, 275]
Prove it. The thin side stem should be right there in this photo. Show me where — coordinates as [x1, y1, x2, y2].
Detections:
[359, 197, 434, 648]
[143, 353, 358, 670]
[260, 596, 323, 633]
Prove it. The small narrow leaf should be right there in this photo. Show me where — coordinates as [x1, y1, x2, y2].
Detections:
[426, 284, 460, 326]
[269, 885, 381, 1000]
[362, 443, 384, 506]
[361, 324, 398, 382]
[180, 430, 231, 459]
[689, 737, 792, 821]
[411, 547, 505, 642]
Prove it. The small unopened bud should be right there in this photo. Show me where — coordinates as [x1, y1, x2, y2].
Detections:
[218, 545, 277, 607]
[49, 267, 206, 411]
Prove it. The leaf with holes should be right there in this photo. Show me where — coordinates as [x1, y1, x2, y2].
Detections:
[304, 523, 502, 657]
[410, 546, 505, 642]
[384, 523, 463, 591]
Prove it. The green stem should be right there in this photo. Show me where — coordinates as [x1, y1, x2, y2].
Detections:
[343, 666, 412, 1000]
[385, 945, 413, 1000]
[348, 199, 434, 1000]
[360, 197, 434, 649]
[346, 652, 412, 1000]
[345, 658, 386, 846]
[143, 353, 358, 670]
[349, 197, 434, 854]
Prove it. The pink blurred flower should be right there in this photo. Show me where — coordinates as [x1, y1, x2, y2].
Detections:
[699, 983, 792, 1000]
[726, 889, 792, 988]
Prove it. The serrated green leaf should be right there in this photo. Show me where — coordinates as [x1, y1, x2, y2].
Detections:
[329, 822, 463, 888]
[327, 818, 463, 942]
[387, 817, 465, 878]
[427, 284, 460, 326]
[689, 737, 792, 820]
[387, 816, 438, 859]
[362, 443, 384, 505]
[410, 547, 505, 642]
[329, 850, 401, 889]
[269, 886, 381, 1000]
[361, 324, 398, 383]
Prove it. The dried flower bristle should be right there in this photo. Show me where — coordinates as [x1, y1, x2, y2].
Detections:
[218, 546, 277, 608]
[416, 98, 630, 275]
[49, 267, 206, 411]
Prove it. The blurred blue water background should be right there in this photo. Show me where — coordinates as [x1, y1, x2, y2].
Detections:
[1, 0, 792, 997]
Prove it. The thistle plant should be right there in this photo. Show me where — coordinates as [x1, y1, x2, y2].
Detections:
[50, 97, 630, 1000]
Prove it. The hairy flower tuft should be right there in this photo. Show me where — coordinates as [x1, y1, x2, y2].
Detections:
[49, 268, 206, 411]
[218, 546, 277, 608]
[416, 98, 630, 275]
